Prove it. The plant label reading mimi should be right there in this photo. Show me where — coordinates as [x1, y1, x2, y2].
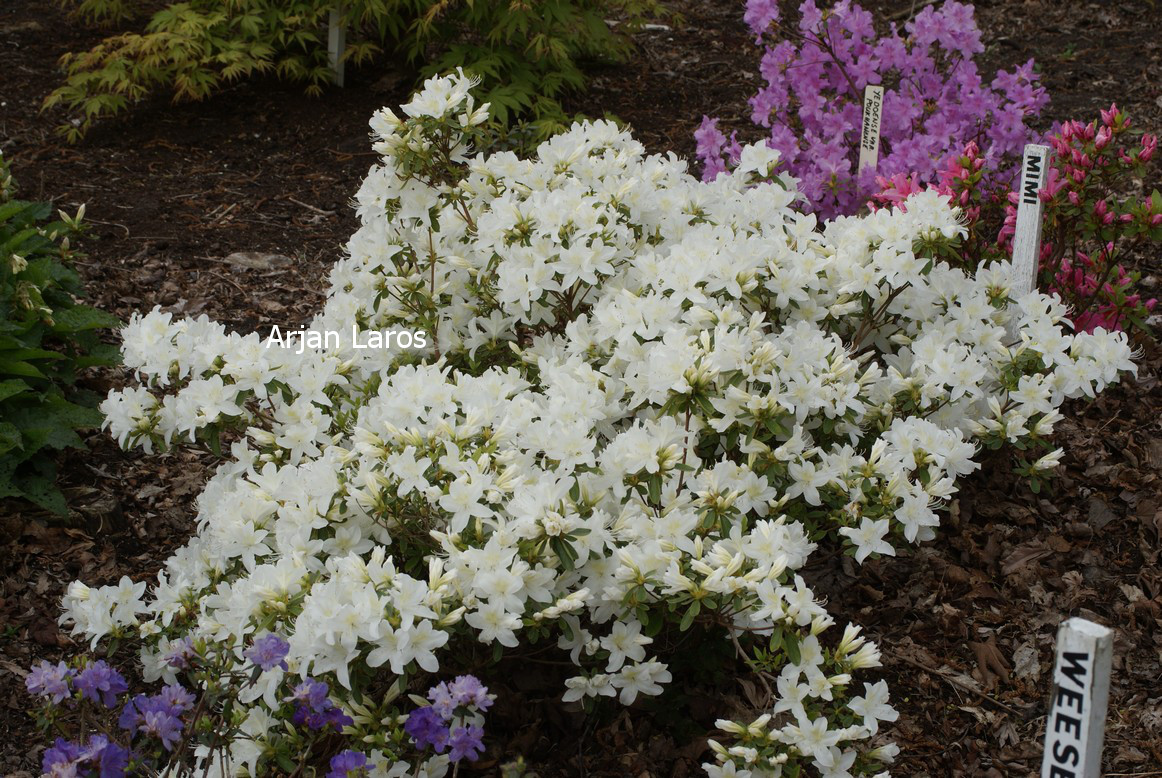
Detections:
[1012, 144, 1051, 295]
[1041, 618, 1113, 778]
[858, 86, 884, 173]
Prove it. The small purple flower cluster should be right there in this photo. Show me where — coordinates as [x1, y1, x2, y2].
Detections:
[404, 675, 490, 763]
[289, 678, 353, 732]
[244, 633, 290, 672]
[162, 636, 196, 670]
[697, 0, 1049, 218]
[26, 660, 74, 704]
[42, 735, 129, 778]
[327, 749, 370, 778]
[75, 661, 129, 708]
[119, 683, 195, 751]
[26, 659, 129, 709]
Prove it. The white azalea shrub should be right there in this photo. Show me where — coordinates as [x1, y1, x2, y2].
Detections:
[78, 71, 1136, 777]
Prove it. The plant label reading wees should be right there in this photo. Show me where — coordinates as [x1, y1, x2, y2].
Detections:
[858, 86, 884, 173]
[1040, 618, 1113, 778]
[1012, 143, 1051, 296]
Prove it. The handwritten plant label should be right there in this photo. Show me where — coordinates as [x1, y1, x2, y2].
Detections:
[328, 7, 347, 87]
[1011, 143, 1051, 296]
[1041, 618, 1113, 778]
[858, 85, 884, 173]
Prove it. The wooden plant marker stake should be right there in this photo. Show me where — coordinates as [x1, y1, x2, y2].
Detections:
[328, 6, 347, 87]
[1011, 143, 1051, 296]
[1040, 618, 1113, 778]
[858, 85, 884, 173]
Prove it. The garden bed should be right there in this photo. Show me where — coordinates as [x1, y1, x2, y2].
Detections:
[1, 0, 1160, 775]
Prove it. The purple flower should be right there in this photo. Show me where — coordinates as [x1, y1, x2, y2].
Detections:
[42, 738, 85, 778]
[81, 735, 130, 778]
[743, 0, 780, 37]
[159, 683, 196, 714]
[326, 750, 369, 778]
[698, 0, 1047, 218]
[404, 705, 449, 752]
[244, 636, 289, 673]
[118, 694, 148, 732]
[163, 637, 195, 669]
[74, 661, 128, 708]
[428, 681, 456, 719]
[448, 724, 485, 762]
[118, 685, 192, 738]
[291, 704, 353, 732]
[288, 678, 352, 732]
[447, 675, 492, 711]
[42, 735, 130, 778]
[140, 708, 183, 750]
[289, 678, 331, 710]
[244, 633, 290, 671]
[26, 660, 74, 704]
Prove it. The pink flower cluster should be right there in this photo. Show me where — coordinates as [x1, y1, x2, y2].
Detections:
[874, 105, 1161, 334]
[697, 0, 1048, 219]
[1018, 107, 1159, 332]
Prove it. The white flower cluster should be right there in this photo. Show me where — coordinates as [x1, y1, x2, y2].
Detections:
[77, 70, 1135, 777]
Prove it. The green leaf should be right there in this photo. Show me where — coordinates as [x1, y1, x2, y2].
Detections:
[0, 422, 21, 457]
[51, 305, 120, 333]
[783, 631, 801, 665]
[0, 358, 46, 379]
[646, 473, 661, 505]
[4, 457, 67, 516]
[678, 599, 700, 631]
[0, 379, 30, 403]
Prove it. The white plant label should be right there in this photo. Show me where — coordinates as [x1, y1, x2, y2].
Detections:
[1011, 143, 1051, 296]
[858, 85, 884, 173]
[1040, 618, 1113, 778]
[328, 7, 347, 87]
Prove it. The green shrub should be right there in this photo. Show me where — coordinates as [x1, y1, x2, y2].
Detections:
[0, 152, 120, 515]
[46, 0, 670, 141]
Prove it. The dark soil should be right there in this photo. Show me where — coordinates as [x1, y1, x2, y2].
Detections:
[1, 0, 1161, 775]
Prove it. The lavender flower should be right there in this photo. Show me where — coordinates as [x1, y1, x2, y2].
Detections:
[118, 685, 191, 740]
[74, 660, 128, 708]
[697, 0, 1048, 218]
[162, 636, 195, 669]
[289, 678, 331, 709]
[447, 675, 492, 711]
[159, 683, 196, 713]
[244, 633, 289, 671]
[427, 681, 456, 719]
[140, 708, 184, 751]
[26, 660, 73, 705]
[88, 735, 130, 778]
[411, 675, 490, 756]
[42, 738, 84, 778]
[404, 705, 449, 752]
[448, 724, 485, 762]
[326, 749, 369, 778]
[288, 677, 353, 732]
[42, 735, 128, 778]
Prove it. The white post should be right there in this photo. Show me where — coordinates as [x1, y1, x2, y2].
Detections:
[1040, 618, 1113, 778]
[328, 6, 346, 87]
[1011, 143, 1051, 296]
[858, 85, 884, 173]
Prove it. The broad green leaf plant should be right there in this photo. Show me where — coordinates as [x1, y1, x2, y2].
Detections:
[0, 152, 120, 515]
